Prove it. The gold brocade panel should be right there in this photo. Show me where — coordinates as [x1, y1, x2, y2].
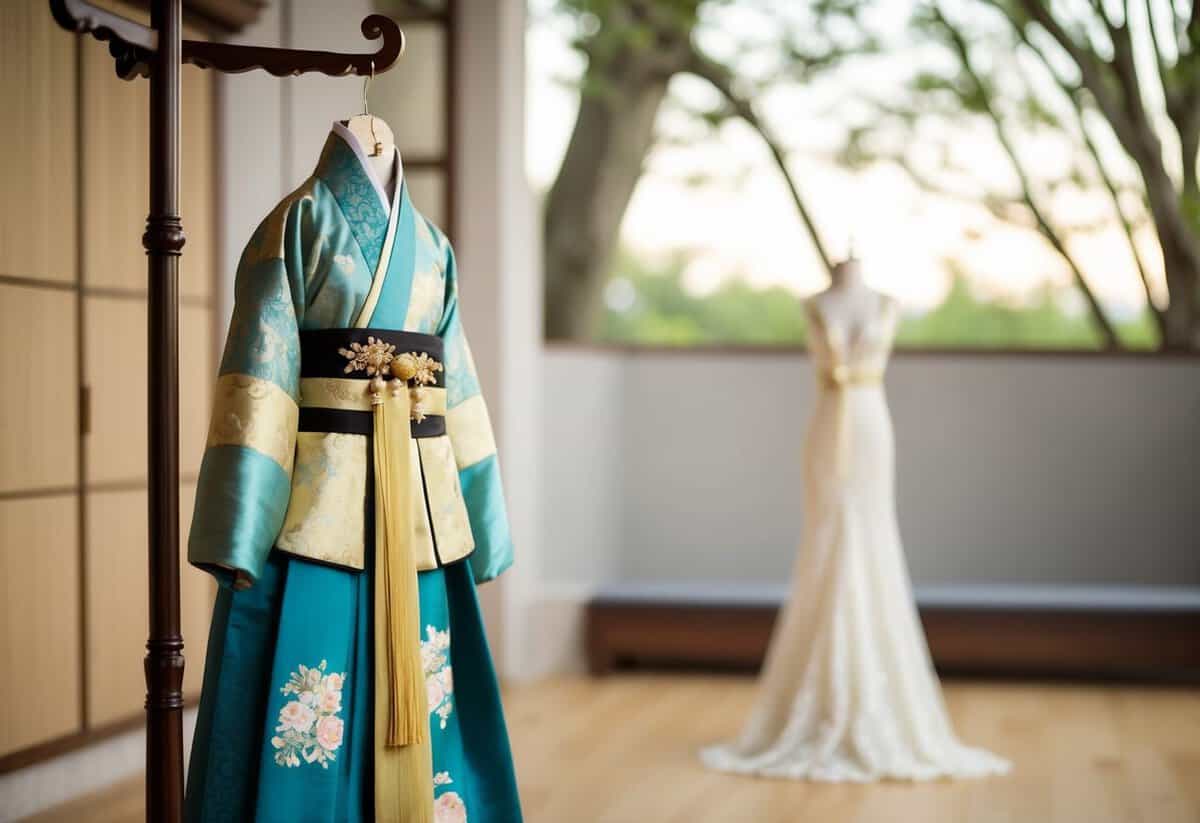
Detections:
[277, 432, 369, 570]
[275, 431, 474, 572]
[417, 435, 474, 566]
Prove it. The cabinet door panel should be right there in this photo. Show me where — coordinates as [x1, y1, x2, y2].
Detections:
[85, 489, 146, 726]
[0, 284, 78, 493]
[84, 296, 147, 485]
[0, 0, 78, 284]
[182, 63, 216, 301]
[0, 496, 82, 756]
[82, 1, 214, 298]
[181, 305, 215, 477]
[80, 16, 148, 294]
[86, 485, 216, 724]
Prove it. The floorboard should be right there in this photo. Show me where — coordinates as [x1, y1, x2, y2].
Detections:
[23, 675, 1200, 822]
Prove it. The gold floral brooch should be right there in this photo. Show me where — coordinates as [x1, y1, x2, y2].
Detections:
[338, 337, 443, 418]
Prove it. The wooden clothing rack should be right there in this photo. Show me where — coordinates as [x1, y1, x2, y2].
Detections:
[47, 2, 405, 820]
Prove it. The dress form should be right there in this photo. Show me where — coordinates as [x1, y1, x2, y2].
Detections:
[810, 257, 898, 347]
[344, 115, 399, 202]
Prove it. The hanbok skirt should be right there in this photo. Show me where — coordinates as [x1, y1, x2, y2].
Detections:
[185, 549, 522, 822]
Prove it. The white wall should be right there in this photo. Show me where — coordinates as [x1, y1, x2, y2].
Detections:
[454, 0, 543, 678]
[215, 3, 289, 324]
[542, 349, 626, 588]
[542, 347, 1200, 602]
[281, 0, 377, 186]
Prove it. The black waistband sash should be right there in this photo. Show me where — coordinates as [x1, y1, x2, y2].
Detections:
[299, 406, 446, 437]
[300, 328, 446, 385]
[299, 328, 446, 438]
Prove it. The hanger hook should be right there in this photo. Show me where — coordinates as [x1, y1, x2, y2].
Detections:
[362, 59, 374, 116]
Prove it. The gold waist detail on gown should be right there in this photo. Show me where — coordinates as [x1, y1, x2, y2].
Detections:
[819, 365, 884, 482]
[820, 364, 885, 390]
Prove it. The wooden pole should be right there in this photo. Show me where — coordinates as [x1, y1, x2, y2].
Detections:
[143, 0, 186, 819]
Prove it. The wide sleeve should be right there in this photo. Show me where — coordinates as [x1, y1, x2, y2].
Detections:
[438, 243, 515, 584]
[187, 203, 306, 588]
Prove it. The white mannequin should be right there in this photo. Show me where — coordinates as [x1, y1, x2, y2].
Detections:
[810, 255, 898, 347]
[345, 114, 398, 202]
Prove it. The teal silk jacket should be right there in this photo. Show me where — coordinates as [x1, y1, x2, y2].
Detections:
[188, 123, 514, 588]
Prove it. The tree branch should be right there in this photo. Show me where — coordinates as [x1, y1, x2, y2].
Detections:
[1077, 96, 1168, 338]
[935, 4, 1122, 348]
[1171, 1, 1200, 198]
[1172, 0, 1189, 48]
[1018, 0, 1200, 309]
[684, 46, 835, 274]
[1144, 0, 1175, 103]
[838, 105, 1036, 228]
[1010, 0, 1137, 148]
[991, 0, 1172, 344]
[1144, 0, 1200, 194]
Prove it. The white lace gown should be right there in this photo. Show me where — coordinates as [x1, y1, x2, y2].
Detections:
[700, 295, 1011, 782]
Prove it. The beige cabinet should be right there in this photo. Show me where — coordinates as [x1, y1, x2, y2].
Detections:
[0, 497, 82, 758]
[0, 0, 217, 768]
[84, 487, 214, 726]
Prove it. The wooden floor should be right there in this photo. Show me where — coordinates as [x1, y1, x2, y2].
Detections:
[26, 675, 1200, 822]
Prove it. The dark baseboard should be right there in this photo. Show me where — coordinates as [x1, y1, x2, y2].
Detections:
[585, 597, 1200, 681]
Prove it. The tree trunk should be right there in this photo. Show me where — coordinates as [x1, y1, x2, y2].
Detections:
[543, 44, 685, 339]
[1161, 252, 1199, 348]
[1089, 58, 1200, 348]
[1142, 157, 1200, 348]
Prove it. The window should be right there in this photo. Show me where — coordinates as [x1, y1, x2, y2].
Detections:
[374, 0, 456, 236]
[529, 1, 1192, 353]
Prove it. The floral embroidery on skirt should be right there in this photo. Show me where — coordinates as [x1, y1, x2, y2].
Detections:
[423, 626, 455, 729]
[186, 558, 521, 822]
[433, 772, 467, 823]
[271, 660, 347, 768]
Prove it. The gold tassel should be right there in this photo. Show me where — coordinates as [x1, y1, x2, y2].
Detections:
[371, 378, 433, 822]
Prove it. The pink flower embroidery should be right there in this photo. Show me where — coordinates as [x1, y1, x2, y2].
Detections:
[278, 700, 316, 733]
[273, 660, 348, 769]
[427, 675, 446, 711]
[319, 689, 342, 714]
[315, 715, 344, 752]
[434, 791, 467, 823]
[422, 626, 455, 730]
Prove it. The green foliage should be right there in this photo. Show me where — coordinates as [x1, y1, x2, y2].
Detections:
[598, 250, 1158, 350]
[599, 251, 809, 345]
[1183, 190, 1200, 235]
[894, 271, 1158, 350]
